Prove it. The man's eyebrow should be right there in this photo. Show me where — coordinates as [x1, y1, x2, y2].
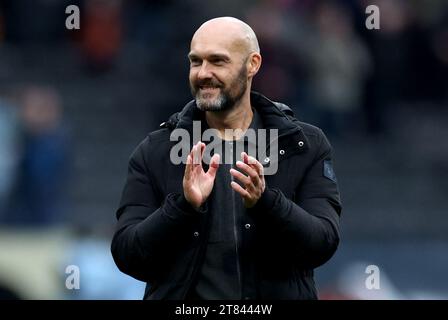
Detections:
[208, 54, 231, 62]
[188, 53, 199, 60]
[188, 52, 230, 62]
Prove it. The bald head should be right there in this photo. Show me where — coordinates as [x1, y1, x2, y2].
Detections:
[191, 17, 260, 57]
[188, 17, 262, 112]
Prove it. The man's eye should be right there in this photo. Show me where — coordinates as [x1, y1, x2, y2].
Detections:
[211, 59, 224, 65]
[190, 60, 201, 66]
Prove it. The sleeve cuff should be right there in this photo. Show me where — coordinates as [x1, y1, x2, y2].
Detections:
[174, 193, 207, 215]
[250, 187, 278, 213]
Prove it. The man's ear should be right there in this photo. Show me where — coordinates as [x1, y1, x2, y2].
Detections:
[247, 53, 262, 78]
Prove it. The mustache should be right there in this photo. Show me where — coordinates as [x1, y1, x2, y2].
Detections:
[194, 79, 223, 88]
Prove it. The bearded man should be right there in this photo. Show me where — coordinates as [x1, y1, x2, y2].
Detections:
[111, 17, 342, 300]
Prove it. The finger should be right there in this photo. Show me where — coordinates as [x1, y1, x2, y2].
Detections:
[241, 152, 263, 175]
[193, 143, 201, 165]
[206, 153, 220, 178]
[242, 152, 249, 164]
[187, 144, 194, 159]
[185, 154, 192, 180]
[241, 152, 257, 166]
[200, 142, 206, 160]
[230, 168, 251, 187]
[231, 181, 250, 199]
[247, 155, 264, 176]
[236, 160, 260, 185]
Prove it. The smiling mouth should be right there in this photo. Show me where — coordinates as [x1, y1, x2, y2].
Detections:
[199, 86, 220, 90]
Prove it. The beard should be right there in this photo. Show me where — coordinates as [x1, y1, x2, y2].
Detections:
[190, 64, 248, 112]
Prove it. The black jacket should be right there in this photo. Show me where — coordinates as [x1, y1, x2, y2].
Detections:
[111, 92, 342, 300]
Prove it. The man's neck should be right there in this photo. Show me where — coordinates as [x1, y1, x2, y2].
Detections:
[205, 92, 253, 141]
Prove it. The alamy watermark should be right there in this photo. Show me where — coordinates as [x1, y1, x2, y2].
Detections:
[365, 264, 380, 290]
[65, 265, 80, 290]
[65, 5, 80, 30]
[64, 4, 380, 31]
[170, 121, 279, 175]
[366, 5, 380, 30]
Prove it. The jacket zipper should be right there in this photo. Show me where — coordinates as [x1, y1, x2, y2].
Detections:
[229, 140, 243, 299]
[230, 162, 243, 298]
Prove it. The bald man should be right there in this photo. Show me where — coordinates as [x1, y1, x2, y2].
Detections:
[112, 17, 342, 300]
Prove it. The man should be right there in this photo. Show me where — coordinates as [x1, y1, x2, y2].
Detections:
[111, 17, 341, 300]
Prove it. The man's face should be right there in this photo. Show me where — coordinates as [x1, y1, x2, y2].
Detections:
[188, 31, 249, 111]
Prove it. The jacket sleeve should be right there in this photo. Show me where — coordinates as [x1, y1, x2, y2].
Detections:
[249, 130, 342, 269]
[110, 136, 203, 282]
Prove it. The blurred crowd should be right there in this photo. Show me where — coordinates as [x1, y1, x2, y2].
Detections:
[0, 85, 70, 227]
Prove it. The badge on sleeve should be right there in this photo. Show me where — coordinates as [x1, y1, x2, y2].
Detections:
[323, 160, 337, 182]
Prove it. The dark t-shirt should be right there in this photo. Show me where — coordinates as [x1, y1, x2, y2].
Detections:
[190, 108, 263, 300]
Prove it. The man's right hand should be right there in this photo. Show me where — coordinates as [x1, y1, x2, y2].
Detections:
[183, 141, 220, 210]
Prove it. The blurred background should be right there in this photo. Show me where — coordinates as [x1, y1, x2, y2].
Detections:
[0, 0, 447, 299]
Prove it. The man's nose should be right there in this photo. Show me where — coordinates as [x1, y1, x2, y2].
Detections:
[197, 62, 213, 80]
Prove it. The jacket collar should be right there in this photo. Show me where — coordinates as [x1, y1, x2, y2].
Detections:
[163, 91, 302, 137]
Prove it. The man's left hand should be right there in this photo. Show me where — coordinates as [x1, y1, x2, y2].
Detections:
[230, 152, 266, 208]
